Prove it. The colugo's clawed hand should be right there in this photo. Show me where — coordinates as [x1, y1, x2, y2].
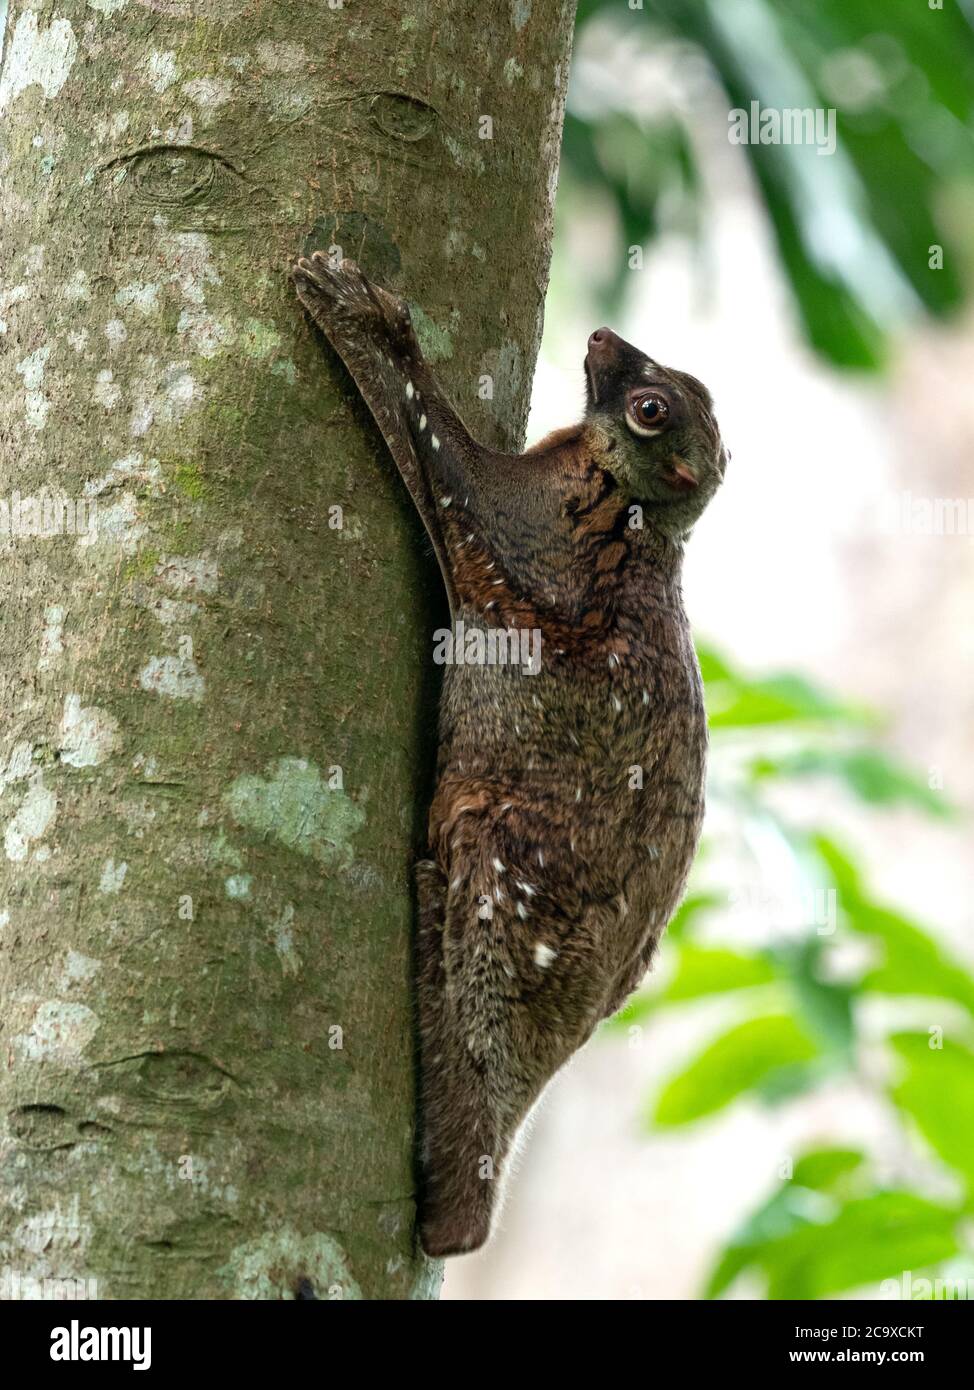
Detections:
[294, 253, 419, 361]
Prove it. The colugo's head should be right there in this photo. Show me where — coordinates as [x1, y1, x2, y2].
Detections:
[583, 326, 727, 535]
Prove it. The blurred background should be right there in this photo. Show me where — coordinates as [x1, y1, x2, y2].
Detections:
[445, 0, 974, 1300]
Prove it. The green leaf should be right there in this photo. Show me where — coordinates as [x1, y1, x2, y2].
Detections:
[785, 941, 856, 1056]
[756, 1058, 839, 1106]
[890, 1033, 974, 1195]
[761, 1193, 962, 1300]
[662, 889, 723, 942]
[695, 643, 735, 685]
[707, 673, 869, 730]
[750, 747, 954, 817]
[652, 1014, 818, 1126]
[705, 1183, 833, 1298]
[661, 944, 778, 1002]
[791, 1147, 866, 1194]
[857, 906, 974, 1017]
[813, 835, 974, 1017]
[705, 1245, 757, 1301]
[708, 1191, 962, 1300]
[610, 939, 777, 1027]
[812, 832, 867, 900]
[559, 108, 700, 310]
[694, 646, 876, 731]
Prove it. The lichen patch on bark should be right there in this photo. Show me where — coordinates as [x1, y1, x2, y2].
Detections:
[13, 1000, 100, 1063]
[0, 9, 78, 114]
[58, 693, 120, 768]
[4, 774, 57, 861]
[223, 757, 365, 868]
[219, 1229, 363, 1301]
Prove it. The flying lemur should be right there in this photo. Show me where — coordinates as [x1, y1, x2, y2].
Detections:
[292, 253, 727, 1258]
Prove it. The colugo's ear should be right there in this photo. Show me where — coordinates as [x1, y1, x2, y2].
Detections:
[665, 455, 699, 492]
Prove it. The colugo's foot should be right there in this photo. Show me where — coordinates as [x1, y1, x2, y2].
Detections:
[420, 1205, 492, 1259]
[292, 253, 417, 359]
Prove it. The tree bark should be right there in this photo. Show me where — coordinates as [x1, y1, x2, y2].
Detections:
[0, 0, 575, 1300]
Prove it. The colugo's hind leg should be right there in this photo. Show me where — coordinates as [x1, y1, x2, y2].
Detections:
[413, 860, 502, 1256]
[413, 864, 565, 1256]
[419, 1040, 554, 1258]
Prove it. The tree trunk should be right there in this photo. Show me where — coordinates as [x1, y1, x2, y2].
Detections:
[0, 0, 575, 1300]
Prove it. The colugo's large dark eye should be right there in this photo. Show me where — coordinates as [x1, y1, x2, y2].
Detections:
[627, 390, 670, 436]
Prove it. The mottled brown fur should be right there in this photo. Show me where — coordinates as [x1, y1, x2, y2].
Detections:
[292, 255, 727, 1257]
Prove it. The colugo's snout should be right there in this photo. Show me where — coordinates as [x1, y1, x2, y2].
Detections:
[584, 325, 626, 383]
[586, 325, 614, 349]
[584, 325, 656, 411]
[586, 325, 621, 354]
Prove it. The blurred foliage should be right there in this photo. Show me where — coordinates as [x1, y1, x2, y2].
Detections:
[609, 641, 973, 1299]
[566, 0, 974, 1305]
[565, 0, 974, 367]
